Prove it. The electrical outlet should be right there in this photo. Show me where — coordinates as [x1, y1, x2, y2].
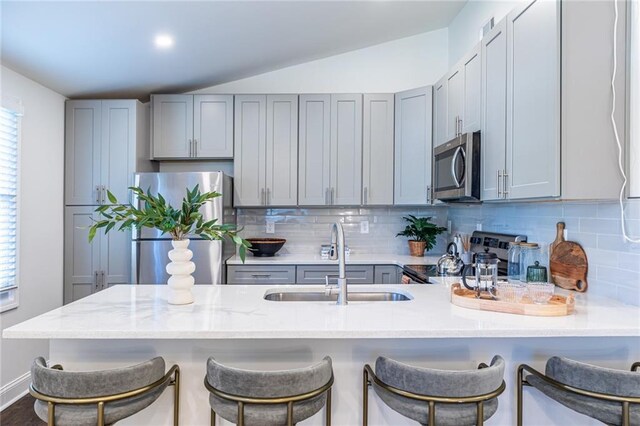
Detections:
[360, 220, 369, 234]
[447, 220, 452, 234]
[476, 223, 483, 231]
[266, 220, 275, 234]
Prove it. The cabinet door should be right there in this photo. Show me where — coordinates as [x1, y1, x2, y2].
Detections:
[506, 0, 560, 199]
[101, 100, 135, 204]
[265, 95, 298, 206]
[100, 226, 131, 289]
[394, 87, 433, 205]
[433, 77, 448, 147]
[296, 265, 374, 284]
[363, 94, 394, 205]
[234, 95, 267, 206]
[65, 101, 101, 205]
[152, 94, 193, 159]
[193, 95, 233, 158]
[374, 265, 401, 284]
[330, 94, 363, 206]
[298, 95, 331, 206]
[481, 19, 508, 201]
[64, 207, 101, 303]
[446, 69, 463, 141]
[227, 266, 296, 284]
[462, 44, 482, 133]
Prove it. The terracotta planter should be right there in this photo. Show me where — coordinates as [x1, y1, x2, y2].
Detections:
[408, 240, 427, 257]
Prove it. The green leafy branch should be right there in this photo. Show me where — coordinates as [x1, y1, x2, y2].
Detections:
[396, 215, 446, 251]
[88, 185, 251, 262]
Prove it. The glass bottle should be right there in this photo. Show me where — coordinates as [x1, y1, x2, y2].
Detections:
[507, 242, 522, 283]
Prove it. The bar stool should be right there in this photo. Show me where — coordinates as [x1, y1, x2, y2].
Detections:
[363, 355, 505, 425]
[30, 356, 180, 426]
[517, 357, 640, 426]
[204, 356, 333, 426]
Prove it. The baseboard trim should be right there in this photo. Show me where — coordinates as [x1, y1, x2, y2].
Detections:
[0, 370, 31, 411]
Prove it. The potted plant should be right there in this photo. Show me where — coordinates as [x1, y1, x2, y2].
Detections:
[396, 215, 446, 257]
[88, 185, 250, 305]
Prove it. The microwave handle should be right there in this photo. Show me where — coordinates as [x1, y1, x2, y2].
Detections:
[450, 146, 465, 188]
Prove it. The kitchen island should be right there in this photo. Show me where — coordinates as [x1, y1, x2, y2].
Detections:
[5, 283, 640, 425]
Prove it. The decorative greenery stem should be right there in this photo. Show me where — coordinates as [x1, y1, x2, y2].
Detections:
[88, 185, 251, 262]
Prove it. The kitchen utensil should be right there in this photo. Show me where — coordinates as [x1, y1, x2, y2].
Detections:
[246, 238, 286, 257]
[549, 222, 588, 292]
[437, 242, 465, 276]
[526, 261, 548, 283]
[461, 249, 500, 298]
[550, 222, 565, 256]
[527, 282, 555, 304]
[450, 283, 574, 316]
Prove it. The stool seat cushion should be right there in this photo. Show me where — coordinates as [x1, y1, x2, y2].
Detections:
[31, 357, 167, 426]
[206, 356, 332, 426]
[525, 357, 640, 425]
[372, 355, 505, 426]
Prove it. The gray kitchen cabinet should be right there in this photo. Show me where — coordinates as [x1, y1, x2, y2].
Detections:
[298, 94, 362, 206]
[462, 45, 482, 133]
[227, 265, 296, 284]
[394, 86, 433, 205]
[296, 265, 374, 285]
[330, 94, 362, 205]
[480, 19, 508, 201]
[64, 207, 131, 303]
[234, 95, 298, 207]
[362, 94, 394, 205]
[445, 68, 463, 142]
[151, 94, 233, 159]
[505, 0, 560, 199]
[298, 95, 331, 206]
[65, 100, 152, 205]
[374, 265, 402, 284]
[433, 77, 448, 147]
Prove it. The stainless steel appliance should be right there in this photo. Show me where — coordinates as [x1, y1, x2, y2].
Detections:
[132, 172, 235, 285]
[468, 231, 527, 276]
[401, 265, 438, 284]
[433, 132, 481, 202]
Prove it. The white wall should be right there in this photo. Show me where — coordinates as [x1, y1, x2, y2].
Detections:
[190, 29, 448, 94]
[447, 0, 524, 66]
[0, 66, 66, 407]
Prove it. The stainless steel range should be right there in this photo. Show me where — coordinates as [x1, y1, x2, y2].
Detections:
[469, 231, 527, 276]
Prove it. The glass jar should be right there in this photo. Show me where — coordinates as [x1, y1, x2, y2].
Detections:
[520, 243, 549, 283]
[507, 242, 522, 283]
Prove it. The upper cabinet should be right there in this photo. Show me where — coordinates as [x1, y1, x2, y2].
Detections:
[394, 86, 433, 205]
[362, 94, 394, 205]
[434, 44, 482, 148]
[479, 0, 560, 201]
[299, 94, 362, 206]
[65, 100, 154, 206]
[151, 94, 233, 159]
[234, 95, 298, 207]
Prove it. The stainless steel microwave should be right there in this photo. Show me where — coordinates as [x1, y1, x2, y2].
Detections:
[433, 132, 481, 202]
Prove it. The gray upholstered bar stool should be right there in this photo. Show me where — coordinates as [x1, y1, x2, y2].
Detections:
[30, 356, 180, 426]
[518, 357, 640, 426]
[204, 356, 334, 426]
[363, 355, 506, 425]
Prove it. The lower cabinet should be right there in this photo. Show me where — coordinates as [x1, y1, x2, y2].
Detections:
[226, 264, 402, 284]
[64, 206, 131, 304]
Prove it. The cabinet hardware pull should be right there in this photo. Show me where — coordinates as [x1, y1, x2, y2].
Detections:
[194, 139, 198, 157]
[96, 186, 101, 204]
[251, 274, 271, 278]
[261, 188, 265, 205]
[363, 187, 368, 205]
[497, 170, 503, 198]
[502, 170, 509, 198]
[266, 188, 270, 205]
[188, 139, 192, 157]
[101, 186, 107, 204]
[101, 271, 106, 289]
[331, 188, 335, 205]
[427, 185, 431, 204]
[94, 271, 99, 290]
[325, 188, 329, 206]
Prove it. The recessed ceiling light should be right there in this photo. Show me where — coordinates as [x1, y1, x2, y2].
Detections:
[154, 34, 174, 49]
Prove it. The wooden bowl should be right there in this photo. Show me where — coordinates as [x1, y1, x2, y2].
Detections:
[245, 238, 286, 257]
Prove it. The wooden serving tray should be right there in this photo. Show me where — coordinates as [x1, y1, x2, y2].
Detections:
[450, 283, 575, 317]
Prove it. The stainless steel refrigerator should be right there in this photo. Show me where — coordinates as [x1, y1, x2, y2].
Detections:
[132, 172, 235, 285]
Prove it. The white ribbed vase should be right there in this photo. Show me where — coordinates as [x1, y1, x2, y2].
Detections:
[166, 239, 195, 305]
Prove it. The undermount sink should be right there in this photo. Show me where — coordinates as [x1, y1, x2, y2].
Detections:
[263, 290, 413, 302]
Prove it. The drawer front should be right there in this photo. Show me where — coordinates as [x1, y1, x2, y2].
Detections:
[227, 266, 296, 284]
[374, 265, 402, 284]
[296, 265, 374, 285]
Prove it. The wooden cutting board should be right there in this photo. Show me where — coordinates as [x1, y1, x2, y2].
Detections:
[549, 222, 588, 292]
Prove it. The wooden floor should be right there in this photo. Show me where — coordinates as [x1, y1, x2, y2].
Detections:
[0, 394, 45, 425]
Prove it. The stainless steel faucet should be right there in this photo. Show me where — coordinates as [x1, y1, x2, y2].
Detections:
[325, 222, 348, 305]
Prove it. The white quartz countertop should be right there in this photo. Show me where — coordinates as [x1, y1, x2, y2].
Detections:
[4, 282, 640, 340]
[226, 253, 442, 266]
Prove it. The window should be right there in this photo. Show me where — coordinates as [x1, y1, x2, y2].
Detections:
[0, 105, 20, 312]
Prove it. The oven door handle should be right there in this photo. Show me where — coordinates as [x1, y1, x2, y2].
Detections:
[450, 146, 465, 188]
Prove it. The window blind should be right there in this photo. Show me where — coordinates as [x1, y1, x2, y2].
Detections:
[0, 107, 18, 308]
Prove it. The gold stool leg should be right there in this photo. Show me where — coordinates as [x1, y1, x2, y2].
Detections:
[622, 401, 630, 426]
[97, 401, 105, 426]
[211, 409, 216, 426]
[476, 401, 484, 425]
[326, 388, 332, 426]
[363, 367, 369, 426]
[47, 402, 55, 426]
[517, 365, 524, 426]
[428, 401, 435, 426]
[287, 401, 294, 426]
[173, 367, 180, 426]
